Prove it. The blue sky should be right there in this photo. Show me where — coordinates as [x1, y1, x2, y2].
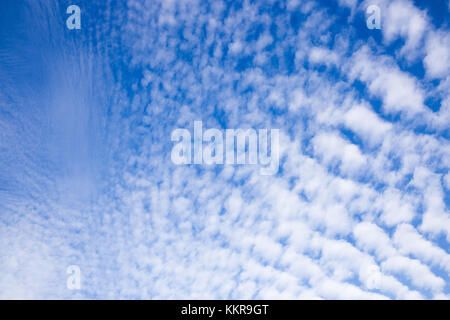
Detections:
[0, 0, 449, 299]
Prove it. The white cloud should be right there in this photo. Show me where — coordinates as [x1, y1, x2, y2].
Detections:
[376, 188, 416, 226]
[348, 46, 425, 116]
[383, 0, 428, 59]
[393, 224, 450, 273]
[382, 256, 445, 293]
[424, 31, 450, 79]
[354, 221, 396, 259]
[343, 105, 392, 146]
[312, 132, 367, 176]
[309, 47, 340, 67]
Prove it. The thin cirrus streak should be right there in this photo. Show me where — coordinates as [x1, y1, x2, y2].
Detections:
[0, 0, 448, 299]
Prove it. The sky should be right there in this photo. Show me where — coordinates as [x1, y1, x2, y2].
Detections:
[0, 0, 449, 299]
